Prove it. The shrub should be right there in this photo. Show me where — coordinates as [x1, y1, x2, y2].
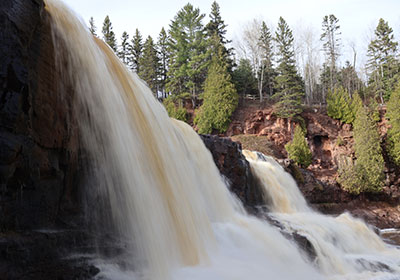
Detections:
[285, 126, 312, 168]
[163, 96, 188, 122]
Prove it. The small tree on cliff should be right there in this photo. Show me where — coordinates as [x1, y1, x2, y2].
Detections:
[285, 126, 312, 168]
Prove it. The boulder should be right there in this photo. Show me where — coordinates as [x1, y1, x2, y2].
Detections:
[200, 134, 264, 207]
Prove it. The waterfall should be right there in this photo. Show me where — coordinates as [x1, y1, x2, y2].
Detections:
[45, 1, 400, 279]
[244, 150, 400, 278]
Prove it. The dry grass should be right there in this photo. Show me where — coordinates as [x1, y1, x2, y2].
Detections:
[231, 134, 275, 157]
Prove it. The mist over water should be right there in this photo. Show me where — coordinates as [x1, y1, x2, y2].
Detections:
[45, 1, 400, 279]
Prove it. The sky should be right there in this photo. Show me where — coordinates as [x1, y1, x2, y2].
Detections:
[63, 0, 400, 70]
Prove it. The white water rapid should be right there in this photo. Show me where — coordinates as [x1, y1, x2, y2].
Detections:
[45, 1, 400, 279]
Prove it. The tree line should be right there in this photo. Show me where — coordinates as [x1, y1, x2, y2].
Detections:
[90, 3, 400, 129]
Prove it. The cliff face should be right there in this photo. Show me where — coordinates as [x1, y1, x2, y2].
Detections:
[0, 0, 83, 231]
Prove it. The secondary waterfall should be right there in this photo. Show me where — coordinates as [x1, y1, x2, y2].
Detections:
[45, 1, 400, 279]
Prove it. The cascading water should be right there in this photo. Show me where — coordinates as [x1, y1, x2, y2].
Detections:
[45, 1, 400, 279]
[245, 151, 400, 279]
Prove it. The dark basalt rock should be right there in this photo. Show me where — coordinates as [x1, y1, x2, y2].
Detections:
[200, 134, 264, 207]
[0, 0, 82, 231]
[0, 1, 98, 279]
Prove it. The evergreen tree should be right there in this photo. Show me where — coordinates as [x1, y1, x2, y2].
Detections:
[367, 18, 399, 103]
[285, 126, 312, 168]
[138, 36, 160, 95]
[89, 17, 97, 36]
[274, 17, 304, 118]
[320, 14, 341, 93]
[157, 27, 169, 98]
[338, 61, 363, 98]
[338, 102, 385, 194]
[118, 31, 130, 65]
[194, 44, 238, 134]
[326, 87, 359, 124]
[232, 58, 257, 96]
[205, 1, 234, 71]
[167, 3, 208, 105]
[101, 15, 117, 52]
[259, 21, 275, 97]
[130, 29, 143, 72]
[387, 84, 400, 166]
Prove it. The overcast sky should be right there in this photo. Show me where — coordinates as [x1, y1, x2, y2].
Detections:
[63, 0, 400, 69]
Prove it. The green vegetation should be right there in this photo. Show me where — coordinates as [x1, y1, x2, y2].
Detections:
[163, 96, 188, 122]
[194, 43, 238, 134]
[367, 18, 399, 103]
[138, 36, 159, 94]
[285, 126, 312, 168]
[101, 16, 117, 52]
[338, 104, 385, 194]
[273, 17, 304, 118]
[326, 87, 360, 124]
[166, 3, 208, 106]
[387, 84, 400, 166]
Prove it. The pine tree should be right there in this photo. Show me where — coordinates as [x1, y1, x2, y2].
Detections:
[367, 18, 399, 103]
[130, 29, 143, 72]
[118, 31, 130, 65]
[167, 3, 208, 106]
[338, 103, 385, 194]
[157, 27, 169, 98]
[138, 36, 160, 95]
[274, 17, 304, 118]
[320, 14, 341, 93]
[194, 43, 238, 134]
[259, 21, 275, 97]
[285, 126, 312, 168]
[101, 15, 117, 52]
[232, 58, 257, 96]
[205, 1, 234, 71]
[387, 84, 400, 166]
[89, 17, 97, 36]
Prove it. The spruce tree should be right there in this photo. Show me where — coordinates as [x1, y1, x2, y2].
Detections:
[157, 27, 169, 98]
[285, 126, 312, 168]
[320, 14, 341, 93]
[205, 1, 234, 71]
[118, 31, 130, 65]
[232, 58, 257, 96]
[194, 43, 238, 134]
[259, 21, 275, 97]
[167, 3, 208, 105]
[274, 17, 304, 118]
[338, 103, 385, 194]
[101, 15, 117, 52]
[130, 29, 143, 72]
[367, 18, 399, 103]
[387, 84, 400, 166]
[89, 17, 97, 36]
[138, 36, 160, 95]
